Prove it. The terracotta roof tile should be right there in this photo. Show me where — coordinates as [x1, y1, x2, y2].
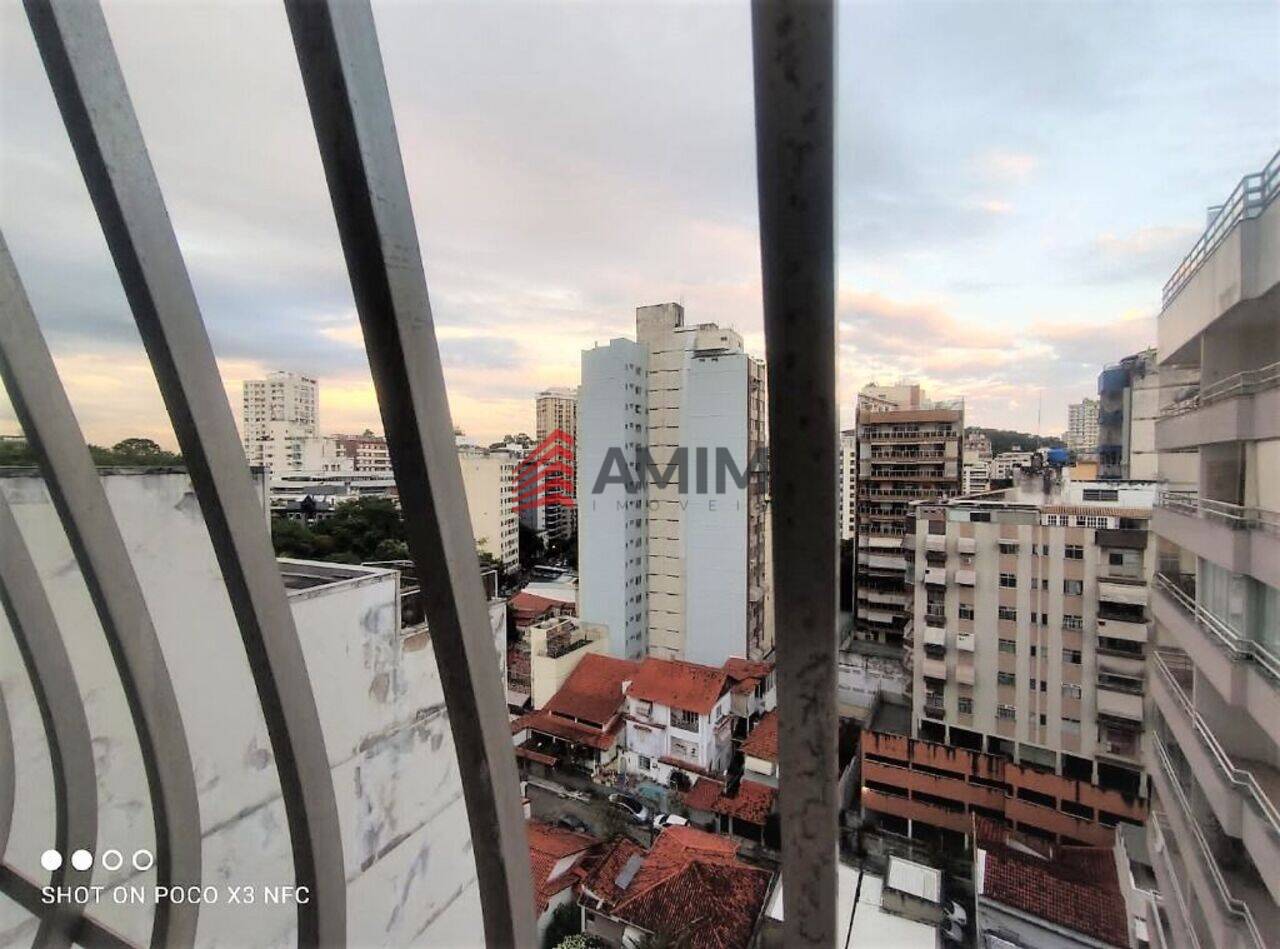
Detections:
[682, 779, 776, 826]
[513, 709, 622, 751]
[976, 817, 1129, 948]
[722, 658, 773, 683]
[544, 653, 640, 726]
[740, 709, 778, 763]
[626, 658, 728, 715]
[527, 820, 598, 916]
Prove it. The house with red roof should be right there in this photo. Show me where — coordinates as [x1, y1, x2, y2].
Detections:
[739, 708, 779, 787]
[721, 657, 777, 742]
[512, 652, 640, 779]
[621, 657, 734, 789]
[973, 817, 1133, 948]
[578, 825, 774, 949]
[681, 775, 777, 844]
[526, 820, 600, 939]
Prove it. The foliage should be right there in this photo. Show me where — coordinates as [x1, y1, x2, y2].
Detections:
[599, 803, 635, 841]
[542, 902, 582, 949]
[966, 427, 1064, 456]
[554, 935, 609, 949]
[627, 932, 687, 949]
[520, 522, 545, 567]
[0, 436, 182, 468]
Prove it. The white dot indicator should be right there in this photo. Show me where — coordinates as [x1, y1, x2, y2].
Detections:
[40, 850, 62, 872]
[101, 849, 124, 871]
[70, 849, 93, 871]
[132, 849, 154, 872]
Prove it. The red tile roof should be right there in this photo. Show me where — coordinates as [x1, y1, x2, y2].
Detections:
[975, 818, 1129, 948]
[513, 709, 622, 751]
[544, 653, 640, 726]
[581, 825, 771, 949]
[527, 820, 599, 916]
[626, 658, 728, 715]
[740, 709, 778, 763]
[681, 779, 776, 826]
[722, 658, 773, 683]
[730, 677, 759, 695]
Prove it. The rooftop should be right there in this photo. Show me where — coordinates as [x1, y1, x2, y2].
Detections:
[626, 657, 729, 715]
[740, 709, 779, 762]
[682, 778, 777, 825]
[526, 820, 598, 916]
[543, 653, 640, 727]
[975, 817, 1130, 948]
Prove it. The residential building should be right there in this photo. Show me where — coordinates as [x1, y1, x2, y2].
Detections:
[621, 657, 733, 786]
[1068, 397, 1100, 455]
[741, 707, 779, 787]
[240, 370, 328, 473]
[963, 460, 992, 496]
[523, 387, 579, 543]
[526, 820, 600, 940]
[578, 303, 769, 664]
[331, 430, 392, 472]
[681, 775, 777, 843]
[1098, 350, 1200, 482]
[458, 440, 519, 574]
[0, 470, 504, 946]
[966, 430, 994, 461]
[973, 818, 1132, 948]
[1145, 149, 1280, 949]
[989, 450, 1035, 483]
[853, 384, 963, 648]
[839, 429, 858, 541]
[528, 615, 608, 710]
[577, 825, 773, 949]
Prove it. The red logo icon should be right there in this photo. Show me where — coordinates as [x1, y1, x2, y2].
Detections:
[515, 429, 576, 514]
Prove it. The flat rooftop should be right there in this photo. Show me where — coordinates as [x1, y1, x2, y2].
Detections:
[278, 558, 394, 592]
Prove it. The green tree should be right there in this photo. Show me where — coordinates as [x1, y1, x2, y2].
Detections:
[313, 497, 405, 561]
[519, 522, 545, 567]
[541, 902, 581, 949]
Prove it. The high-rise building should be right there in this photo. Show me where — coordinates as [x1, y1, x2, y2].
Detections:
[526, 387, 579, 543]
[853, 384, 963, 648]
[859, 473, 1155, 850]
[1145, 150, 1279, 949]
[241, 370, 324, 472]
[332, 431, 392, 473]
[457, 439, 519, 575]
[962, 460, 991, 496]
[965, 430, 993, 461]
[1067, 398, 1099, 455]
[578, 303, 768, 664]
[839, 430, 857, 542]
[1096, 349, 1198, 481]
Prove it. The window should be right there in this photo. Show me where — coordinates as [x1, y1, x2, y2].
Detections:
[1063, 648, 1082, 665]
[999, 542, 1018, 555]
[1063, 614, 1083, 631]
[670, 708, 699, 733]
[997, 705, 1017, 720]
[1065, 544, 1084, 560]
[998, 638, 1017, 654]
[1062, 717, 1081, 735]
[959, 604, 974, 620]
[999, 573, 1017, 588]
[1083, 489, 1119, 502]
[1109, 552, 1126, 566]
[998, 606, 1017, 621]
[958, 697, 973, 715]
[1063, 579, 1083, 596]
[1062, 683, 1082, 700]
[970, 512, 991, 523]
[997, 671, 1016, 686]
[637, 755, 651, 771]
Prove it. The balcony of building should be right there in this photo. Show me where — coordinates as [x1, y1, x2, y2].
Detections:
[1152, 572, 1280, 746]
[1151, 649, 1280, 905]
[1147, 813, 1205, 949]
[1156, 361, 1280, 452]
[1159, 149, 1280, 364]
[1148, 736, 1276, 949]
[1154, 491, 1280, 590]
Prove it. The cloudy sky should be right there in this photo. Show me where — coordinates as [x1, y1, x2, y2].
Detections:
[1, 0, 1276, 447]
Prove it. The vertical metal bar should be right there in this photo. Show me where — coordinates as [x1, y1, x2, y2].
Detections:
[22, 3, 347, 943]
[0, 230, 200, 948]
[751, 1, 838, 945]
[0, 682, 12, 863]
[283, 2, 537, 944]
[0, 487, 98, 948]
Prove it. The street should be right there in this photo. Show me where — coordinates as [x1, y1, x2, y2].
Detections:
[525, 782, 654, 847]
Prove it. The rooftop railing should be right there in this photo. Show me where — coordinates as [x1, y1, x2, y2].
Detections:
[1159, 360, 1280, 418]
[1162, 148, 1280, 311]
[1157, 489, 1280, 536]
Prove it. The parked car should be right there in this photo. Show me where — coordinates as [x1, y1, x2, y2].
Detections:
[652, 813, 689, 831]
[607, 793, 651, 825]
[556, 815, 590, 834]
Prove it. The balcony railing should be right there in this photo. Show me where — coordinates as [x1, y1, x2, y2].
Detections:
[1162, 147, 1280, 310]
[1155, 573, 1280, 681]
[1152, 736, 1266, 949]
[1160, 360, 1280, 418]
[1157, 489, 1280, 536]
[1153, 649, 1280, 837]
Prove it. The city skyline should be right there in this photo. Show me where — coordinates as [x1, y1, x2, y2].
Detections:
[2, 1, 1275, 448]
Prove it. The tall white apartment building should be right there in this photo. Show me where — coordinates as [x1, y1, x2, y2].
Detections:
[457, 441, 519, 575]
[526, 387, 579, 543]
[1067, 398, 1099, 455]
[962, 460, 991, 496]
[241, 371, 324, 472]
[578, 303, 768, 665]
[839, 430, 857, 541]
[1145, 149, 1279, 949]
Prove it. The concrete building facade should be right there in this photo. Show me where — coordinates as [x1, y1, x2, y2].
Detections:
[840, 430, 858, 541]
[1067, 398, 1100, 456]
[1097, 349, 1199, 482]
[458, 444, 519, 575]
[241, 370, 323, 472]
[529, 387, 579, 543]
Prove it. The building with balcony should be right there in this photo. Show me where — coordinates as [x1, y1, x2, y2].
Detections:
[1146, 148, 1280, 949]
[525, 387, 579, 543]
[1068, 397, 1100, 456]
[1097, 349, 1199, 482]
[840, 429, 858, 541]
[853, 384, 964, 649]
[620, 657, 734, 787]
[457, 440, 520, 574]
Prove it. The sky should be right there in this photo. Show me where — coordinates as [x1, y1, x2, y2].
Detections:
[1, 0, 1277, 448]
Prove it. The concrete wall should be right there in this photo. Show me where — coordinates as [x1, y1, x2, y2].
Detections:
[0, 472, 491, 946]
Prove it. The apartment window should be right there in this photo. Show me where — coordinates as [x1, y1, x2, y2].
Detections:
[1063, 648, 1082, 665]
[998, 606, 1017, 621]
[1065, 544, 1084, 560]
[997, 705, 1017, 720]
[958, 697, 973, 715]
[999, 573, 1017, 588]
[997, 671, 1016, 686]
[637, 755, 651, 771]
[1062, 717, 1081, 735]
[998, 638, 1016, 653]
[999, 542, 1018, 555]
[1083, 489, 1119, 502]
[669, 707, 699, 733]
[959, 604, 974, 620]
[1062, 683, 1082, 700]
[1038, 714, 1048, 726]
[1063, 614, 1083, 631]
[1063, 579, 1084, 596]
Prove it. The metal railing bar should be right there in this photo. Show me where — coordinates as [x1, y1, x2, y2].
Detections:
[751, 1, 838, 945]
[283, 1, 537, 944]
[0, 488, 99, 947]
[23, 3, 348, 944]
[1154, 573, 1280, 681]
[0, 229, 200, 948]
[1159, 360, 1280, 418]
[0, 864, 137, 949]
[0, 682, 12, 864]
